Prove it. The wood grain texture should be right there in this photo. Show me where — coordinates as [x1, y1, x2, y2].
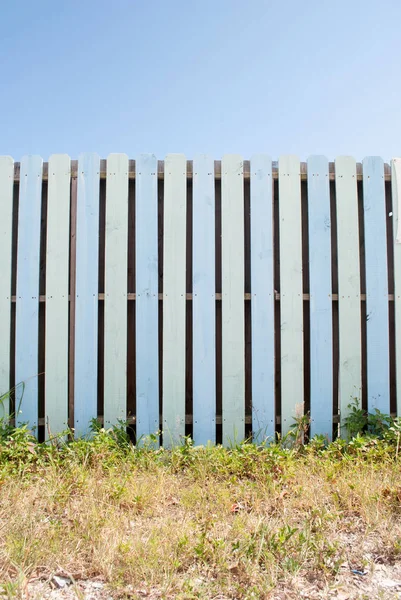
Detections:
[15, 156, 43, 430]
[307, 156, 333, 439]
[135, 154, 160, 441]
[279, 155, 303, 436]
[362, 157, 390, 414]
[250, 155, 275, 442]
[392, 158, 401, 416]
[335, 156, 362, 429]
[45, 155, 71, 437]
[74, 153, 100, 436]
[163, 154, 187, 447]
[221, 155, 245, 445]
[0, 157, 14, 417]
[192, 154, 216, 445]
[104, 154, 129, 427]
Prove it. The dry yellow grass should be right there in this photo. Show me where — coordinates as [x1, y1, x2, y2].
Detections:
[0, 437, 401, 599]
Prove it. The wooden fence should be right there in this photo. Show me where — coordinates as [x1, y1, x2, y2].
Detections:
[0, 154, 400, 446]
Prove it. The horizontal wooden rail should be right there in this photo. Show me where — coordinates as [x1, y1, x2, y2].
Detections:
[10, 293, 397, 302]
[12, 159, 392, 182]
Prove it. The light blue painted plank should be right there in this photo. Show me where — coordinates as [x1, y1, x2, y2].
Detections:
[192, 154, 216, 445]
[0, 156, 14, 418]
[278, 156, 303, 437]
[392, 158, 401, 416]
[163, 154, 187, 447]
[15, 155, 43, 431]
[104, 154, 129, 428]
[250, 155, 275, 443]
[74, 153, 100, 436]
[135, 154, 159, 442]
[307, 156, 333, 439]
[363, 157, 390, 414]
[221, 155, 245, 445]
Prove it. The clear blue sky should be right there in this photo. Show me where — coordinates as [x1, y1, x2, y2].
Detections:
[1, 0, 400, 161]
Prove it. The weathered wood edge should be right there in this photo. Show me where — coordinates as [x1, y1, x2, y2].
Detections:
[12, 161, 392, 182]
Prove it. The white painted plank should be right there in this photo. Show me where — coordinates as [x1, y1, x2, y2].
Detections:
[192, 154, 216, 445]
[392, 158, 401, 416]
[104, 154, 129, 428]
[45, 154, 71, 437]
[74, 153, 100, 437]
[279, 155, 303, 437]
[335, 156, 362, 430]
[0, 156, 14, 418]
[135, 154, 159, 442]
[307, 156, 333, 439]
[250, 155, 275, 442]
[15, 155, 43, 431]
[163, 154, 186, 447]
[221, 154, 245, 445]
[363, 157, 390, 414]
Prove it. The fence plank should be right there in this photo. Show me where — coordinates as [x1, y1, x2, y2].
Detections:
[362, 157, 390, 414]
[136, 154, 160, 441]
[193, 154, 216, 445]
[335, 156, 362, 430]
[163, 154, 187, 446]
[250, 155, 275, 442]
[104, 154, 129, 427]
[392, 158, 401, 416]
[74, 153, 100, 436]
[0, 157, 14, 416]
[45, 154, 71, 437]
[221, 154, 245, 445]
[307, 156, 333, 439]
[279, 155, 303, 436]
[15, 155, 43, 430]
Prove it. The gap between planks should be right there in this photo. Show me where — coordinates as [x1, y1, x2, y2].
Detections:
[12, 160, 392, 182]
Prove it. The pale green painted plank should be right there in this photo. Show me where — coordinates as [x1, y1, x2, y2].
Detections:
[392, 158, 401, 416]
[45, 154, 71, 438]
[163, 154, 187, 447]
[221, 154, 245, 445]
[335, 156, 362, 430]
[0, 156, 14, 417]
[278, 156, 303, 436]
[104, 154, 129, 428]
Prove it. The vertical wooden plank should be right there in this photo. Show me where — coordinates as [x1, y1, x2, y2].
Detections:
[391, 158, 401, 416]
[307, 156, 333, 439]
[104, 154, 129, 427]
[15, 155, 43, 430]
[45, 154, 71, 437]
[221, 155, 245, 445]
[136, 154, 159, 441]
[69, 172, 77, 429]
[363, 157, 390, 414]
[74, 153, 100, 436]
[335, 156, 362, 429]
[192, 154, 216, 445]
[250, 155, 275, 442]
[279, 156, 303, 437]
[163, 154, 186, 446]
[0, 156, 14, 417]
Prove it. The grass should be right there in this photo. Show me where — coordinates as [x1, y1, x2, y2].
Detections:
[0, 421, 401, 599]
